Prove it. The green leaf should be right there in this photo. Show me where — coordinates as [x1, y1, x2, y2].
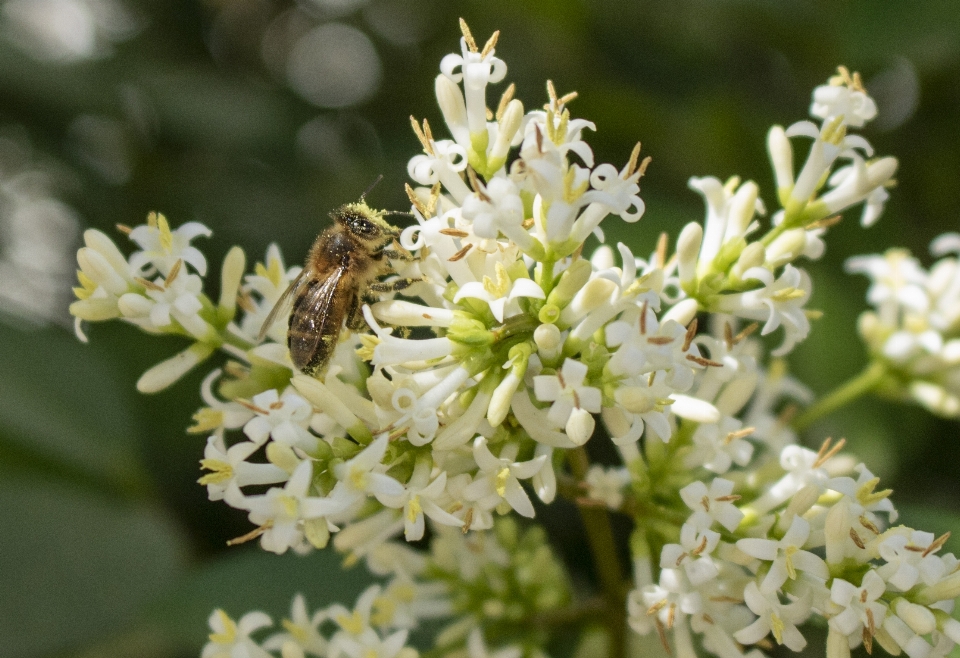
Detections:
[0, 474, 189, 658]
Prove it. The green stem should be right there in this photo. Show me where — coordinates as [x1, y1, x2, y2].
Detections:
[567, 447, 627, 658]
[792, 360, 888, 432]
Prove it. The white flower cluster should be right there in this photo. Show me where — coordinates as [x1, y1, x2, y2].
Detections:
[202, 518, 569, 658]
[629, 440, 960, 658]
[848, 234, 960, 416]
[69, 21, 956, 658]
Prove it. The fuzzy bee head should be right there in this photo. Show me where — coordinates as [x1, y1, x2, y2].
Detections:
[332, 202, 400, 244]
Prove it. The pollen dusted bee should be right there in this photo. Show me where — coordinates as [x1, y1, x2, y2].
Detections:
[260, 201, 416, 377]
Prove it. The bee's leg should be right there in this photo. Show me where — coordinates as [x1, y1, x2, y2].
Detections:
[382, 249, 418, 262]
[368, 277, 421, 293]
[345, 293, 371, 332]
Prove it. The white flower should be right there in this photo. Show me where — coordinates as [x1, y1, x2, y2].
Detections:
[533, 358, 602, 444]
[198, 435, 288, 502]
[463, 437, 546, 518]
[877, 530, 938, 591]
[378, 462, 463, 541]
[242, 389, 318, 452]
[679, 478, 744, 533]
[327, 435, 405, 515]
[811, 77, 878, 128]
[686, 416, 754, 474]
[827, 570, 887, 644]
[202, 609, 273, 658]
[118, 268, 213, 340]
[453, 261, 545, 323]
[584, 465, 631, 509]
[660, 522, 721, 586]
[734, 582, 811, 651]
[263, 595, 328, 656]
[439, 29, 507, 137]
[128, 213, 211, 277]
[231, 460, 339, 554]
[718, 265, 811, 356]
[736, 516, 829, 594]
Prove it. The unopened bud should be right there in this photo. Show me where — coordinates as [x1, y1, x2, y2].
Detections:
[435, 74, 469, 146]
[546, 259, 592, 308]
[677, 222, 703, 292]
[725, 181, 760, 243]
[731, 242, 766, 281]
[661, 299, 699, 326]
[765, 229, 807, 268]
[534, 322, 563, 361]
[489, 99, 524, 168]
[767, 125, 794, 200]
[895, 599, 936, 635]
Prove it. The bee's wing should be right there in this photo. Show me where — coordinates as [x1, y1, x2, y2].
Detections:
[258, 269, 309, 342]
[287, 266, 351, 374]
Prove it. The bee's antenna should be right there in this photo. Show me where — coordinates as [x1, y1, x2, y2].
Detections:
[382, 210, 415, 218]
[360, 175, 384, 202]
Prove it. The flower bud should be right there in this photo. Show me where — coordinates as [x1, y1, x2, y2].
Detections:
[534, 322, 563, 361]
[560, 277, 617, 326]
[435, 74, 469, 147]
[895, 599, 936, 635]
[566, 407, 595, 446]
[765, 229, 807, 268]
[137, 342, 216, 393]
[731, 242, 766, 281]
[767, 125, 794, 198]
[661, 299, 699, 326]
[218, 246, 246, 320]
[677, 222, 703, 292]
[489, 98, 524, 169]
[725, 180, 760, 243]
[670, 394, 720, 423]
[546, 258, 592, 308]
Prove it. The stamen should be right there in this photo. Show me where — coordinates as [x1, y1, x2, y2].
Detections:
[701, 495, 710, 511]
[682, 318, 698, 352]
[558, 91, 578, 107]
[686, 354, 724, 367]
[409, 116, 433, 155]
[164, 258, 183, 287]
[733, 322, 760, 344]
[440, 228, 470, 238]
[691, 535, 709, 556]
[448, 244, 473, 262]
[405, 183, 428, 217]
[723, 427, 755, 445]
[496, 83, 516, 122]
[923, 532, 951, 557]
[655, 619, 671, 655]
[115, 223, 132, 235]
[466, 167, 490, 201]
[625, 142, 642, 177]
[814, 437, 846, 467]
[480, 30, 500, 58]
[807, 215, 842, 230]
[640, 300, 649, 334]
[227, 521, 273, 546]
[461, 507, 474, 533]
[546, 80, 558, 105]
[458, 18, 478, 52]
[427, 182, 442, 216]
[136, 276, 164, 292]
[655, 232, 668, 269]
[849, 528, 866, 549]
[236, 398, 271, 415]
[647, 336, 674, 345]
[715, 494, 741, 502]
[859, 515, 880, 535]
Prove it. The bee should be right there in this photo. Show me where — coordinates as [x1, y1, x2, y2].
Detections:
[259, 200, 415, 377]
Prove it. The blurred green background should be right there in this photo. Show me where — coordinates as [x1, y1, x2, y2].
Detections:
[2, 1, 960, 656]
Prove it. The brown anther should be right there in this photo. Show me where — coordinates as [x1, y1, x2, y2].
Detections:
[534, 123, 544, 153]
[405, 183, 428, 217]
[904, 545, 926, 553]
[558, 91, 578, 107]
[709, 596, 744, 603]
[814, 437, 846, 468]
[556, 370, 566, 388]
[733, 322, 760, 344]
[648, 371, 657, 387]
[521, 218, 535, 229]
[422, 313, 432, 320]
[572, 389, 581, 409]
[440, 228, 470, 238]
[646, 600, 667, 616]
[647, 336, 674, 345]
[860, 515, 880, 535]
[682, 318, 698, 352]
[673, 551, 688, 566]
[115, 223, 133, 235]
[480, 30, 499, 58]
[655, 619, 672, 655]
[923, 532, 951, 557]
[461, 508, 474, 534]
[863, 627, 874, 654]
[227, 521, 273, 546]
[702, 614, 715, 625]
[691, 535, 709, 556]
[447, 244, 473, 262]
[236, 399, 270, 415]
[807, 215, 842, 230]
[268, 400, 284, 410]
[422, 118, 434, 145]
[655, 232, 668, 269]
[723, 427, 755, 445]
[666, 603, 676, 629]
[458, 18, 478, 52]
[164, 259, 183, 287]
[236, 292, 256, 314]
[467, 167, 490, 201]
[135, 276, 164, 292]
[389, 426, 409, 441]
[723, 322, 734, 349]
[640, 300, 649, 334]
[625, 142, 642, 178]
[849, 528, 866, 550]
[427, 182, 442, 216]
[714, 494, 742, 502]
[687, 354, 724, 367]
[701, 495, 710, 512]
[496, 83, 516, 122]
[860, 590, 869, 604]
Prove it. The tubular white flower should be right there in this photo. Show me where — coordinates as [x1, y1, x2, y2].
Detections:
[679, 478, 744, 532]
[463, 437, 547, 518]
[734, 582, 811, 651]
[128, 214, 211, 277]
[439, 35, 507, 137]
[736, 516, 828, 594]
[199, 435, 288, 502]
[202, 609, 273, 658]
